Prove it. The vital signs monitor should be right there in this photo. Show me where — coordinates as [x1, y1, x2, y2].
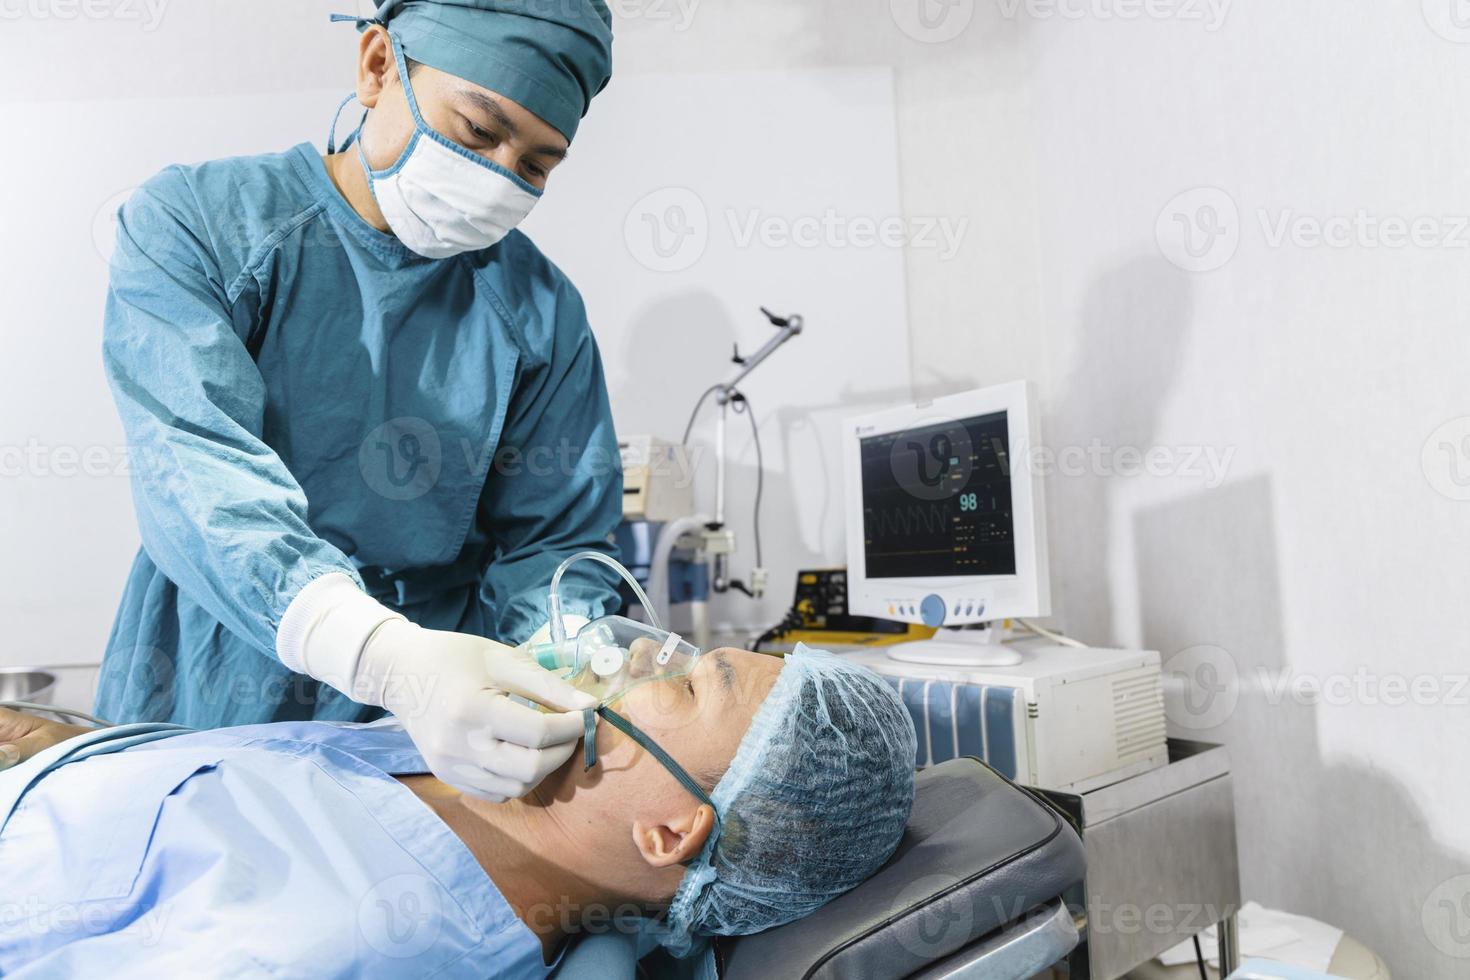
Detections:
[843, 381, 1050, 665]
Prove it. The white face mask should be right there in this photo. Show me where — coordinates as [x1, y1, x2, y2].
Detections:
[349, 35, 544, 260]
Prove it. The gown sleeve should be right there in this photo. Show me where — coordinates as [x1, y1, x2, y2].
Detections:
[102, 169, 361, 658]
[476, 271, 624, 645]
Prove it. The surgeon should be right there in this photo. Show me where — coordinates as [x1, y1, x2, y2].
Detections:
[97, 0, 623, 803]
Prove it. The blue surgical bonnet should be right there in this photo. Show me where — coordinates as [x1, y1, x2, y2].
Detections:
[654, 645, 918, 957]
[367, 0, 613, 142]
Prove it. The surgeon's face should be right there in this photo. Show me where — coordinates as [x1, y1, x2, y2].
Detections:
[354, 26, 569, 190]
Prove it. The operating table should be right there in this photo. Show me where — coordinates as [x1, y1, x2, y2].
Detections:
[555, 755, 1088, 979]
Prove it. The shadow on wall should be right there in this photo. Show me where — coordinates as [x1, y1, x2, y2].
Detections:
[610, 289, 739, 441]
[910, 364, 999, 405]
[788, 0, 1038, 91]
[1135, 477, 1470, 979]
[611, 291, 895, 633]
[765, 368, 974, 567]
[727, 382, 942, 632]
[1049, 254, 1195, 646]
[614, 0, 1037, 91]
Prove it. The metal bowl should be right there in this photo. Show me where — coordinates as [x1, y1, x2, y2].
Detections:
[0, 669, 57, 706]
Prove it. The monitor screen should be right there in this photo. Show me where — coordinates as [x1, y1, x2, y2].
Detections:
[859, 411, 1017, 579]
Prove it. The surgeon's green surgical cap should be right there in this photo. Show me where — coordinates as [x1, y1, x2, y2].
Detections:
[366, 0, 613, 142]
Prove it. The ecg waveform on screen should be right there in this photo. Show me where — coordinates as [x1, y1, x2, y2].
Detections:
[866, 500, 951, 539]
[859, 410, 1019, 578]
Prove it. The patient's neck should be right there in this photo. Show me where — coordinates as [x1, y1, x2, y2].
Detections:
[398, 775, 650, 964]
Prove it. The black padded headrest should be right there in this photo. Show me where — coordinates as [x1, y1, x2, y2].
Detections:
[715, 757, 1085, 980]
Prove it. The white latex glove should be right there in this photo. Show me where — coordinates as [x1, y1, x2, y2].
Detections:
[277, 574, 596, 801]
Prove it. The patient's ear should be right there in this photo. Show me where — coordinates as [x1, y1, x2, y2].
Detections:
[632, 804, 716, 869]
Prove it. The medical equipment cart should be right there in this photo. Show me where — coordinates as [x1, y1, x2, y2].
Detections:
[1041, 738, 1241, 979]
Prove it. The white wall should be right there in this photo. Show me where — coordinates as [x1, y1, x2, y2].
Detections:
[890, 2, 1470, 977]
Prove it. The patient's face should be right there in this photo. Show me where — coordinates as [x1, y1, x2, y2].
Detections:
[553, 647, 785, 805]
[615, 646, 783, 781]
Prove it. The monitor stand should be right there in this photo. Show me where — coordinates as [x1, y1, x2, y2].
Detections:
[885, 623, 1024, 667]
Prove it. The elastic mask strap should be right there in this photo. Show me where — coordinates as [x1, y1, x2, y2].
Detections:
[328, 11, 382, 29]
[324, 14, 386, 159]
[326, 93, 367, 155]
[582, 707, 598, 771]
[387, 33, 432, 136]
[355, 138, 377, 191]
[582, 706, 717, 815]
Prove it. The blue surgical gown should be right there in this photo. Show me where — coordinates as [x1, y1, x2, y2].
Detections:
[0, 720, 553, 978]
[97, 143, 623, 728]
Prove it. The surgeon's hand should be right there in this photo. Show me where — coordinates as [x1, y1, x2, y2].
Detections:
[0, 707, 90, 772]
[278, 573, 598, 801]
[355, 621, 597, 801]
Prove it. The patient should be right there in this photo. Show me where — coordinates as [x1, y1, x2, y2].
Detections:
[0, 646, 916, 978]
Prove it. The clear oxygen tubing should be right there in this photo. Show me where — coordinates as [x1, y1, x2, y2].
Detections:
[547, 550, 662, 645]
[647, 513, 711, 632]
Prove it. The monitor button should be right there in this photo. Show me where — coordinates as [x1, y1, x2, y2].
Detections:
[919, 594, 946, 628]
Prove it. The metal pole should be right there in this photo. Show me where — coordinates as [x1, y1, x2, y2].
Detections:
[714, 396, 728, 526]
[1216, 912, 1239, 977]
